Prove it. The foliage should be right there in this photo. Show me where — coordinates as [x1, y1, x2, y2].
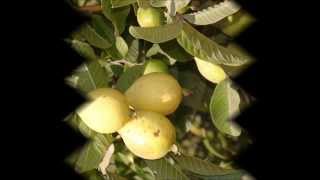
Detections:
[65, 0, 255, 179]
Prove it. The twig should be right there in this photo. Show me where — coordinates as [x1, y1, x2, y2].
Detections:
[79, 4, 102, 13]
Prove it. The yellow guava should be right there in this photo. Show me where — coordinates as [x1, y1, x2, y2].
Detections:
[118, 110, 176, 160]
[125, 72, 182, 115]
[77, 88, 130, 134]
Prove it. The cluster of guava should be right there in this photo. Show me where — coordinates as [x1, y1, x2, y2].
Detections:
[77, 47, 181, 160]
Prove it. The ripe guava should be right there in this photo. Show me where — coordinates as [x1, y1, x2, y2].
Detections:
[137, 7, 164, 27]
[118, 110, 176, 160]
[125, 72, 182, 115]
[143, 59, 169, 75]
[77, 88, 130, 134]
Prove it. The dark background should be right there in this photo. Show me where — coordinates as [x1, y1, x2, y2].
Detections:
[5, 0, 313, 179]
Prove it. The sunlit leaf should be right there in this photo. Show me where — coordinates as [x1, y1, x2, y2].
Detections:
[183, 0, 240, 25]
[129, 19, 183, 43]
[177, 22, 248, 66]
[145, 158, 189, 180]
[209, 79, 241, 136]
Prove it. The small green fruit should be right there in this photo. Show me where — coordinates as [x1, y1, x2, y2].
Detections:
[118, 110, 176, 160]
[137, 7, 164, 27]
[125, 73, 182, 115]
[77, 88, 130, 134]
[143, 59, 169, 75]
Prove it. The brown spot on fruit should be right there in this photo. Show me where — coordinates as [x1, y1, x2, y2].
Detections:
[154, 129, 160, 137]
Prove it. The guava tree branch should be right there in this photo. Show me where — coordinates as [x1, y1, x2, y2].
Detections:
[79, 4, 102, 13]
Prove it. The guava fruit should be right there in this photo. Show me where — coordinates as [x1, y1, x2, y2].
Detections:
[137, 7, 164, 27]
[77, 88, 130, 134]
[118, 110, 176, 160]
[125, 72, 182, 115]
[143, 59, 169, 75]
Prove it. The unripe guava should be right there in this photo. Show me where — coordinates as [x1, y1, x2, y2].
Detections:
[137, 7, 164, 27]
[143, 59, 169, 75]
[77, 88, 130, 134]
[125, 72, 182, 115]
[118, 110, 176, 160]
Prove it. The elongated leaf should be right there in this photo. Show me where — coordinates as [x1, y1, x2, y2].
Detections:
[70, 39, 97, 60]
[194, 57, 227, 84]
[145, 158, 189, 180]
[79, 24, 112, 49]
[115, 36, 129, 58]
[174, 155, 236, 176]
[177, 22, 248, 66]
[159, 40, 192, 62]
[116, 65, 144, 92]
[192, 171, 250, 180]
[90, 14, 116, 44]
[129, 20, 183, 43]
[67, 61, 110, 93]
[183, 0, 240, 25]
[151, 0, 191, 16]
[209, 79, 241, 136]
[111, 0, 136, 8]
[67, 134, 113, 173]
[66, 112, 98, 139]
[82, 170, 105, 180]
[126, 39, 140, 62]
[102, 0, 130, 35]
[146, 44, 176, 64]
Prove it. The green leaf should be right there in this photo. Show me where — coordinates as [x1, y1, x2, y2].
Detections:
[209, 79, 241, 136]
[70, 39, 97, 60]
[108, 173, 128, 180]
[159, 40, 192, 62]
[178, 71, 212, 112]
[129, 19, 183, 43]
[192, 171, 250, 180]
[177, 22, 248, 66]
[194, 57, 227, 84]
[150, 0, 191, 16]
[67, 134, 113, 173]
[125, 39, 140, 62]
[183, 0, 240, 25]
[116, 65, 144, 92]
[146, 44, 176, 64]
[90, 14, 116, 44]
[145, 158, 189, 180]
[66, 112, 98, 139]
[66, 61, 110, 93]
[115, 36, 129, 58]
[82, 170, 105, 180]
[79, 24, 112, 49]
[174, 155, 235, 176]
[137, 0, 150, 8]
[102, 0, 131, 35]
[111, 0, 136, 8]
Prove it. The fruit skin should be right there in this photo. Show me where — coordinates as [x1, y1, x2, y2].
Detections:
[143, 59, 169, 75]
[77, 88, 130, 134]
[137, 7, 164, 27]
[118, 110, 176, 160]
[125, 72, 182, 115]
